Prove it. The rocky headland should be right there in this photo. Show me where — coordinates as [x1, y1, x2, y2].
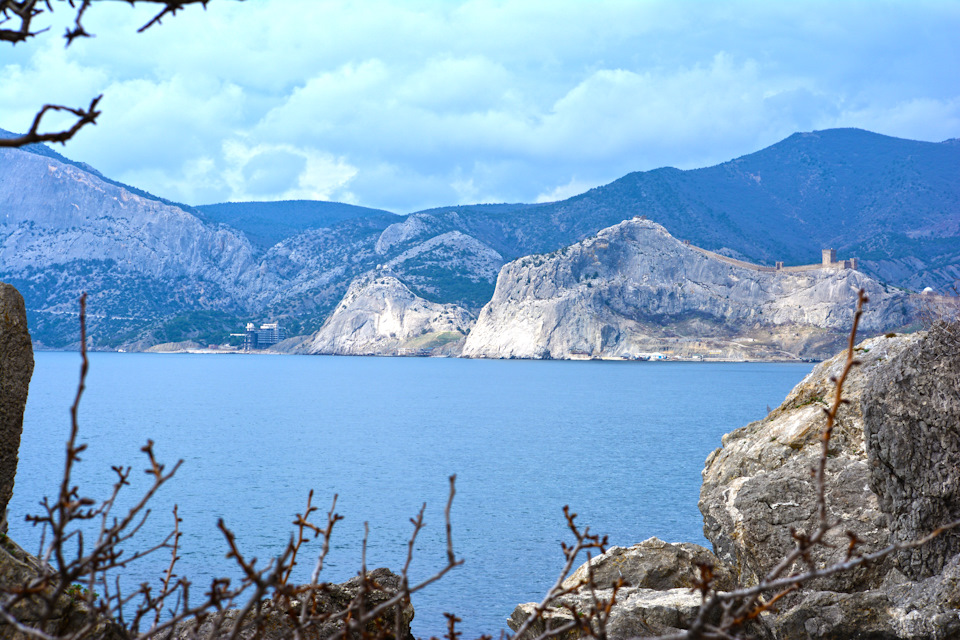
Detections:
[463, 218, 919, 361]
[297, 273, 473, 355]
[510, 320, 960, 638]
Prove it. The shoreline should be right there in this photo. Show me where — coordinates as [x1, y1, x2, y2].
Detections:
[32, 345, 818, 363]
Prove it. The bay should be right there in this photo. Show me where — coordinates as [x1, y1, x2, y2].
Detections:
[8, 352, 812, 638]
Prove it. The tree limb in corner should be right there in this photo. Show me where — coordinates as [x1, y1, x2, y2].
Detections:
[0, 96, 102, 148]
[0, 0, 219, 149]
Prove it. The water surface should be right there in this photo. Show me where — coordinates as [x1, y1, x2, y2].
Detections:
[9, 352, 812, 638]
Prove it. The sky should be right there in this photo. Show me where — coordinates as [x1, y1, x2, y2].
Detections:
[2, 0, 959, 213]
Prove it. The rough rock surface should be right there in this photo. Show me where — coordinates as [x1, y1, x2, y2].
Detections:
[299, 273, 474, 355]
[863, 321, 960, 579]
[0, 283, 33, 524]
[698, 325, 960, 638]
[509, 589, 706, 640]
[463, 218, 917, 361]
[699, 332, 921, 591]
[562, 538, 735, 592]
[0, 536, 126, 640]
[173, 568, 414, 640]
[770, 552, 960, 639]
[508, 539, 734, 638]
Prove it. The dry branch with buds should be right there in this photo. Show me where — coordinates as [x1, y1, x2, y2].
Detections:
[0, 0, 220, 148]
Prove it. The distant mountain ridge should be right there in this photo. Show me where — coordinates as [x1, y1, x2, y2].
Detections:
[499, 129, 959, 289]
[0, 127, 199, 214]
[195, 200, 399, 249]
[0, 127, 956, 350]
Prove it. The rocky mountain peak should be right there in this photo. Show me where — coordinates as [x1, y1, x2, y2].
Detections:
[463, 217, 918, 361]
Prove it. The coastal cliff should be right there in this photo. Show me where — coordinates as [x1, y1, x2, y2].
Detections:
[464, 218, 917, 361]
[298, 273, 473, 355]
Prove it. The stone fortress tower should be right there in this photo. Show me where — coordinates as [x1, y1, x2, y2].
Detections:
[822, 248, 858, 270]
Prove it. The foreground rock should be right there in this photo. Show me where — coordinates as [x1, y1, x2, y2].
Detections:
[864, 321, 960, 580]
[0, 534, 126, 640]
[173, 568, 414, 640]
[464, 218, 917, 361]
[1, 533, 413, 640]
[511, 321, 960, 638]
[700, 322, 960, 637]
[508, 538, 738, 639]
[0, 282, 33, 526]
[299, 273, 474, 356]
[698, 332, 921, 592]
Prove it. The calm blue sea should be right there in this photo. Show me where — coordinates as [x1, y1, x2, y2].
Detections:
[8, 352, 812, 638]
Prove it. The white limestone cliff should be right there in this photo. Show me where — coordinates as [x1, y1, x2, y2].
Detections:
[462, 218, 917, 361]
[300, 274, 474, 355]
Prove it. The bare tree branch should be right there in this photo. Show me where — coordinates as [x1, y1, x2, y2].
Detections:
[0, 96, 102, 148]
[0, 0, 225, 149]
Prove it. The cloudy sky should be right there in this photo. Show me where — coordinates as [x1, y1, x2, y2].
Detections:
[2, 0, 958, 213]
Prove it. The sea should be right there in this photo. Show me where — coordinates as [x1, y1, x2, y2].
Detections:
[8, 352, 813, 638]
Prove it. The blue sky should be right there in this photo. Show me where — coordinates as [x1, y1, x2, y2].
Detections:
[2, 0, 958, 213]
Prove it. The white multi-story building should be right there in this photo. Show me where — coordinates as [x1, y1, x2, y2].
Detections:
[243, 322, 287, 350]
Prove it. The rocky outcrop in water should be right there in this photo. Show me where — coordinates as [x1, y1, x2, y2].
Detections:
[0, 283, 32, 525]
[299, 274, 473, 355]
[464, 218, 917, 361]
[510, 322, 960, 638]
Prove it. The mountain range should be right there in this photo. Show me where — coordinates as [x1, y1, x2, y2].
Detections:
[0, 127, 956, 353]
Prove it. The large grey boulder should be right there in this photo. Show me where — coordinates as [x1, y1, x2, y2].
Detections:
[770, 552, 960, 639]
[864, 320, 960, 579]
[696, 323, 960, 638]
[512, 323, 960, 639]
[699, 332, 920, 591]
[0, 282, 33, 526]
[561, 538, 735, 593]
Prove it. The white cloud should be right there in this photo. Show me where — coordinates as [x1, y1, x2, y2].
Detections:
[535, 178, 598, 204]
[221, 141, 358, 203]
[0, 39, 109, 133]
[67, 75, 247, 171]
[825, 97, 960, 143]
[1, 0, 957, 211]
